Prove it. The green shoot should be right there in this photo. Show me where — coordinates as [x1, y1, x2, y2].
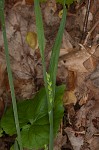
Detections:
[34, 0, 66, 149]
[0, 0, 23, 150]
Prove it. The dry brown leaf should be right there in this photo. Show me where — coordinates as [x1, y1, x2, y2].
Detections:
[67, 70, 77, 91]
[79, 94, 88, 106]
[0, 63, 7, 95]
[76, 6, 93, 31]
[89, 137, 99, 150]
[62, 30, 79, 50]
[0, 97, 5, 118]
[63, 90, 77, 105]
[75, 99, 95, 129]
[57, 65, 68, 84]
[14, 77, 36, 99]
[84, 56, 98, 72]
[94, 44, 99, 57]
[59, 45, 97, 72]
[43, 0, 59, 26]
[85, 100, 99, 139]
[79, 100, 99, 150]
[90, 64, 99, 88]
[65, 127, 84, 150]
[54, 132, 67, 150]
[25, 0, 34, 5]
[0, 6, 37, 99]
[55, 30, 79, 59]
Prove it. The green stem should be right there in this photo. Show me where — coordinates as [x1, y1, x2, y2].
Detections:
[0, 1, 23, 150]
[42, 58, 54, 150]
[34, 0, 66, 149]
[34, 0, 54, 150]
[49, 110, 53, 150]
[34, 1, 54, 149]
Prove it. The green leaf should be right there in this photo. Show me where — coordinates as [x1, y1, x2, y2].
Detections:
[0, 127, 3, 137]
[49, 3, 67, 97]
[10, 140, 20, 150]
[34, 0, 45, 57]
[21, 124, 49, 149]
[1, 100, 31, 135]
[10, 145, 14, 150]
[0, 1, 23, 150]
[1, 85, 65, 149]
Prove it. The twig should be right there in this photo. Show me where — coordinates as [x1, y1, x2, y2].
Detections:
[77, 43, 99, 60]
[83, 20, 99, 45]
[75, 131, 85, 135]
[94, 133, 99, 136]
[80, 0, 91, 43]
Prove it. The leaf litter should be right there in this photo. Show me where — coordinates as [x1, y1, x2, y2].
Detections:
[0, 0, 99, 150]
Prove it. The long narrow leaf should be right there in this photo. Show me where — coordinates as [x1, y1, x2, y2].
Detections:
[49, 4, 67, 96]
[0, 1, 23, 150]
[34, 1, 54, 149]
[34, 0, 48, 91]
[49, 3, 66, 149]
[34, 0, 45, 57]
[34, 1, 67, 150]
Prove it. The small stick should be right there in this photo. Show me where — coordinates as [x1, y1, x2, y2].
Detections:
[83, 20, 99, 45]
[94, 133, 99, 136]
[80, 0, 91, 43]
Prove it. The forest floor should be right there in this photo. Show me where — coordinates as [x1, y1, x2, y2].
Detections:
[0, 0, 99, 150]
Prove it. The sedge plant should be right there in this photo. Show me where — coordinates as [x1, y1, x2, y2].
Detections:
[0, 0, 23, 150]
[0, 0, 67, 149]
[34, 0, 66, 149]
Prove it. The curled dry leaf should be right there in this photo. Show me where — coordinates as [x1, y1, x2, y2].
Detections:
[63, 90, 77, 105]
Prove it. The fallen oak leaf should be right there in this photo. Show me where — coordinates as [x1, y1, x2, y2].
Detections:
[64, 127, 84, 150]
[59, 45, 98, 72]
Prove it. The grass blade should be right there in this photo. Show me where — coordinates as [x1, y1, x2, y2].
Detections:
[49, 4, 66, 149]
[0, 1, 23, 150]
[34, 1, 66, 150]
[34, 0, 45, 57]
[34, 1, 54, 149]
[34, 0, 47, 90]
[49, 3, 67, 97]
